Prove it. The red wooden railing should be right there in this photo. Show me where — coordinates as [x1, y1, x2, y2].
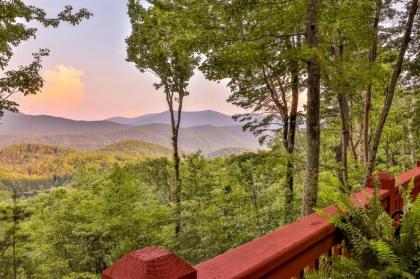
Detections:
[102, 162, 420, 279]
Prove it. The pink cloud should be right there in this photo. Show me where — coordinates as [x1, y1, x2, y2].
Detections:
[21, 65, 86, 117]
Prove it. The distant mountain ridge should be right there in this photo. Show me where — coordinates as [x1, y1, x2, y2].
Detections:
[107, 110, 239, 127]
[0, 123, 260, 152]
[0, 112, 130, 135]
[207, 147, 253, 158]
[0, 111, 262, 152]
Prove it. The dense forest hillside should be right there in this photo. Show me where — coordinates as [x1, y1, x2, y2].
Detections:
[99, 140, 172, 156]
[0, 141, 255, 194]
[0, 141, 172, 192]
[0, 143, 72, 165]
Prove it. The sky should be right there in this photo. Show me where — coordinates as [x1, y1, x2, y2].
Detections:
[10, 0, 246, 120]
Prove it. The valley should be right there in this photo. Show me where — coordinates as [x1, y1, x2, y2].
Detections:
[0, 110, 261, 195]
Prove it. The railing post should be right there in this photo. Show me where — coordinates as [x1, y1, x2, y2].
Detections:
[366, 172, 396, 213]
[102, 246, 197, 279]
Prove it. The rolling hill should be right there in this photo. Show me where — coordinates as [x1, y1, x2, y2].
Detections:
[100, 140, 172, 157]
[107, 110, 239, 127]
[0, 141, 172, 192]
[0, 143, 72, 166]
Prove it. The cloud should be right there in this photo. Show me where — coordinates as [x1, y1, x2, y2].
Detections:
[21, 65, 86, 116]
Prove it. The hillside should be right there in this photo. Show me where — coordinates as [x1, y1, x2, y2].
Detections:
[100, 140, 172, 157]
[0, 143, 72, 165]
[107, 110, 239, 127]
[0, 141, 171, 191]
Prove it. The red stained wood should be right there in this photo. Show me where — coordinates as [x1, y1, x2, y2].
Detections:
[194, 189, 390, 279]
[264, 232, 335, 279]
[196, 210, 336, 278]
[102, 246, 197, 279]
[396, 165, 420, 186]
[351, 188, 390, 207]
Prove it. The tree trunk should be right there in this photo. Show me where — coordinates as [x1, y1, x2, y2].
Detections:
[284, 58, 299, 222]
[12, 190, 17, 279]
[363, 86, 372, 163]
[366, 0, 418, 179]
[334, 33, 350, 189]
[348, 106, 358, 163]
[250, 176, 263, 235]
[335, 142, 344, 185]
[337, 92, 350, 189]
[166, 86, 184, 238]
[303, 0, 321, 216]
[409, 95, 416, 165]
[173, 134, 181, 237]
[363, 0, 382, 164]
[13, 223, 16, 279]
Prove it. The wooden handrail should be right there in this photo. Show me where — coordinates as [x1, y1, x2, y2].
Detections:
[102, 163, 420, 279]
[195, 188, 390, 279]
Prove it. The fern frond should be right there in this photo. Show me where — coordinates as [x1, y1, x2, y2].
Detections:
[369, 239, 400, 266]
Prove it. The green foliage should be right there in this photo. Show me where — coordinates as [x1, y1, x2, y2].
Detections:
[309, 182, 420, 278]
[0, 141, 171, 192]
[126, 0, 198, 95]
[0, 189, 32, 279]
[14, 163, 171, 278]
[177, 151, 296, 263]
[0, 150, 297, 277]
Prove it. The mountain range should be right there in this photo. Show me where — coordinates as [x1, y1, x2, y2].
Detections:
[0, 111, 261, 153]
[0, 112, 130, 135]
[107, 110, 238, 127]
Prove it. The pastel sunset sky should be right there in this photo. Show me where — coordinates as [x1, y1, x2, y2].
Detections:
[10, 0, 245, 120]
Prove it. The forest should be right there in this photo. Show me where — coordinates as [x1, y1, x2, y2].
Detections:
[0, 0, 419, 278]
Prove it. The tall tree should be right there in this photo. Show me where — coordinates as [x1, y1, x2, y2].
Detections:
[126, 0, 199, 237]
[320, 0, 379, 189]
[366, 0, 419, 178]
[204, 40, 304, 214]
[363, 0, 383, 164]
[181, 0, 306, 217]
[302, 0, 322, 215]
[0, 188, 31, 279]
[0, 1, 91, 118]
